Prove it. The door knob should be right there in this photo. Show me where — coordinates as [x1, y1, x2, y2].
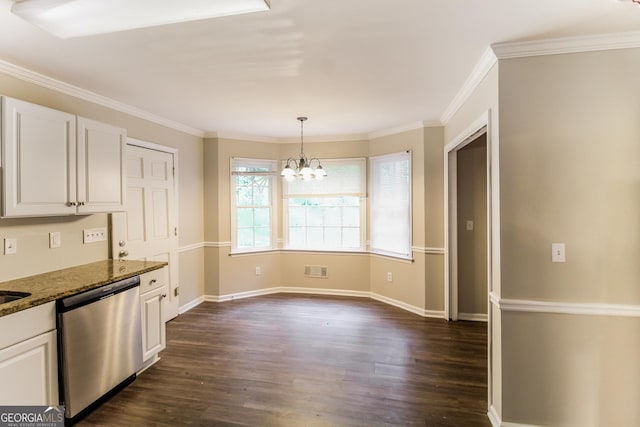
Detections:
[118, 250, 129, 258]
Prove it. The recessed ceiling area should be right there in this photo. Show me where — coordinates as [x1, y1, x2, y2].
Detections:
[0, 0, 638, 138]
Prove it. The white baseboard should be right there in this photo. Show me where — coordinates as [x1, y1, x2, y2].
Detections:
[214, 287, 281, 302]
[488, 405, 548, 427]
[178, 296, 205, 314]
[202, 287, 445, 319]
[280, 287, 370, 298]
[488, 406, 501, 427]
[370, 292, 444, 318]
[458, 312, 488, 322]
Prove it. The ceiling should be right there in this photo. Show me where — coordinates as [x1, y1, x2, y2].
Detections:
[0, 0, 638, 139]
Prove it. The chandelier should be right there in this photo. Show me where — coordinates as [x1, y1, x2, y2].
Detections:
[280, 117, 327, 181]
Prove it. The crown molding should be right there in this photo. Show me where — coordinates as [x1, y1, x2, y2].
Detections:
[0, 58, 205, 138]
[276, 133, 370, 144]
[440, 47, 497, 124]
[215, 131, 370, 144]
[491, 31, 640, 59]
[215, 131, 280, 143]
[210, 123, 445, 144]
[367, 120, 442, 139]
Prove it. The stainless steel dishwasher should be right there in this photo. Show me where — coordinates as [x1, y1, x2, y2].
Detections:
[57, 276, 143, 423]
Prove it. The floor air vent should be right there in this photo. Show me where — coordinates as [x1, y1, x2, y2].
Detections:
[304, 265, 328, 278]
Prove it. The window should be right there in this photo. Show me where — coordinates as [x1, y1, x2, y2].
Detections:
[231, 158, 277, 252]
[370, 151, 412, 258]
[283, 158, 366, 251]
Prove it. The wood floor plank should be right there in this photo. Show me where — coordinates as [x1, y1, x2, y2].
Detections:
[78, 294, 490, 426]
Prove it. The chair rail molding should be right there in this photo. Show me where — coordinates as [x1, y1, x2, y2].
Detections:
[490, 292, 640, 317]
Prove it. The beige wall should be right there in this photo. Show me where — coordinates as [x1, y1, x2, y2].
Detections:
[424, 126, 445, 312]
[500, 49, 640, 304]
[457, 136, 487, 316]
[0, 73, 205, 308]
[498, 48, 640, 426]
[503, 313, 640, 427]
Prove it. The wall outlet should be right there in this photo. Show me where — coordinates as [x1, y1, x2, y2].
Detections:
[466, 220, 474, 231]
[386, 272, 393, 282]
[83, 227, 107, 244]
[4, 238, 17, 255]
[255, 266, 261, 276]
[49, 232, 61, 248]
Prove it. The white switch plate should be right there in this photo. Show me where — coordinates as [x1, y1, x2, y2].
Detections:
[49, 232, 61, 248]
[386, 272, 393, 282]
[4, 238, 17, 255]
[83, 227, 107, 244]
[466, 220, 474, 231]
[551, 243, 566, 263]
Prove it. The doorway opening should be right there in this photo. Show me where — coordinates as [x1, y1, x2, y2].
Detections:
[451, 132, 487, 322]
[444, 110, 495, 414]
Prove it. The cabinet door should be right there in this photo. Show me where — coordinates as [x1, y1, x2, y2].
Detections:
[1, 97, 77, 217]
[140, 286, 167, 362]
[77, 117, 126, 213]
[0, 330, 58, 405]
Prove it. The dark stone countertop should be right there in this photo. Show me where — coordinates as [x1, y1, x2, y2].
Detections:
[0, 259, 167, 317]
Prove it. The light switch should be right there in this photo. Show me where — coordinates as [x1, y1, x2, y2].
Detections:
[551, 243, 566, 263]
[466, 220, 474, 231]
[49, 232, 61, 248]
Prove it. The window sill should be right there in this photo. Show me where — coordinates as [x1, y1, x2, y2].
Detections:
[229, 248, 279, 256]
[228, 248, 414, 263]
[369, 251, 415, 264]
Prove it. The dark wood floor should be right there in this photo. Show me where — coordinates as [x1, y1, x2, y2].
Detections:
[79, 294, 489, 426]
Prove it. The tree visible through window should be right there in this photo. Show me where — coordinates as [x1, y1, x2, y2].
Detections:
[231, 158, 276, 252]
[283, 158, 366, 251]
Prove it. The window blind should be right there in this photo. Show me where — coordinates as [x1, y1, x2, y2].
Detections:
[370, 151, 412, 258]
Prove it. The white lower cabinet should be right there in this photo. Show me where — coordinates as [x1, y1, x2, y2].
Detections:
[140, 269, 167, 365]
[0, 302, 58, 405]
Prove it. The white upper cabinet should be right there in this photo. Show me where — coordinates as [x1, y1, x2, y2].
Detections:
[76, 117, 126, 214]
[1, 96, 126, 217]
[1, 97, 77, 216]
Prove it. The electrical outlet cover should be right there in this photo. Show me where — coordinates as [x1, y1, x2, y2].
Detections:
[4, 238, 17, 255]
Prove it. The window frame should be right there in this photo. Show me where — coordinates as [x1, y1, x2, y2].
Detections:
[230, 157, 278, 254]
[282, 157, 367, 252]
[369, 150, 413, 259]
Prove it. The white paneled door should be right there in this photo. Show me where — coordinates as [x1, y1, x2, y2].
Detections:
[112, 142, 179, 321]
